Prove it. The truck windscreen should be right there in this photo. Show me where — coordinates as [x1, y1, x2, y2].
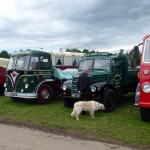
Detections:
[94, 59, 110, 70]
[7, 55, 30, 70]
[78, 60, 93, 71]
[7, 56, 17, 69]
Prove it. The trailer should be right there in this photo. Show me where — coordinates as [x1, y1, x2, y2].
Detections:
[51, 51, 85, 70]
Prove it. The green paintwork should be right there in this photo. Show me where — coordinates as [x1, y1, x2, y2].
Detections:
[5, 50, 61, 99]
[64, 52, 139, 98]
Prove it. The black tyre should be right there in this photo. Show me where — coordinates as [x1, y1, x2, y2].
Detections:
[63, 98, 75, 108]
[37, 84, 54, 104]
[104, 89, 116, 112]
[0, 84, 4, 95]
[140, 107, 150, 122]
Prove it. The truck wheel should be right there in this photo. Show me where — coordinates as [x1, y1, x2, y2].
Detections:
[0, 84, 4, 95]
[104, 89, 116, 112]
[140, 107, 150, 122]
[63, 98, 75, 108]
[37, 84, 54, 104]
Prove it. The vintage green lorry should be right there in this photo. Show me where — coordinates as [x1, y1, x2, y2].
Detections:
[4, 50, 78, 104]
[61, 52, 139, 111]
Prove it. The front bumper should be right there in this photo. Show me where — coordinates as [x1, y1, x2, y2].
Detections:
[61, 93, 79, 99]
[134, 83, 140, 106]
[4, 92, 37, 99]
[135, 91, 140, 106]
[62, 93, 100, 100]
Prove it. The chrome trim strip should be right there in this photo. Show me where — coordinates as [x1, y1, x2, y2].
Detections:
[4, 92, 37, 98]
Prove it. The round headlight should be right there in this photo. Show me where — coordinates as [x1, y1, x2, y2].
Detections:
[62, 85, 67, 91]
[143, 84, 150, 93]
[25, 84, 29, 89]
[4, 83, 6, 87]
[91, 86, 96, 92]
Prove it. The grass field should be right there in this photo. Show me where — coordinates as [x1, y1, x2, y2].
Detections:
[0, 94, 149, 149]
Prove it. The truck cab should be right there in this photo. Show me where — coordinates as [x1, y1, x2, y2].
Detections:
[4, 50, 62, 104]
[62, 52, 139, 111]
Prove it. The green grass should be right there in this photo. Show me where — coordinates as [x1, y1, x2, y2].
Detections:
[0, 94, 149, 149]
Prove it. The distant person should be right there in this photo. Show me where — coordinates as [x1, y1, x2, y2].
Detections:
[77, 67, 91, 101]
[73, 59, 77, 67]
[56, 59, 62, 65]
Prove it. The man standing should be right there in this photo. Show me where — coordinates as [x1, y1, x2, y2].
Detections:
[77, 67, 91, 101]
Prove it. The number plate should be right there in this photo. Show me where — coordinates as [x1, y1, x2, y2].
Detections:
[72, 93, 79, 97]
[10, 93, 17, 96]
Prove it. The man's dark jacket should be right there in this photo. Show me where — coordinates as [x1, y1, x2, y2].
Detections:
[77, 73, 91, 94]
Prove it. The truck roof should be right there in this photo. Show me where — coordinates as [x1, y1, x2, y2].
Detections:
[50, 51, 85, 57]
[83, 52, 118, 59]
[11, 50, 51, 56]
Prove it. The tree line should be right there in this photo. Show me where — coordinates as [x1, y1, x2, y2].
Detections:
[65, 48, 99, 53]
[66, 47, 141, 67]
[0, 46, 141, 67]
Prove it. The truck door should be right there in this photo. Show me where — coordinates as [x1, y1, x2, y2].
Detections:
[112, 59, 122, 95]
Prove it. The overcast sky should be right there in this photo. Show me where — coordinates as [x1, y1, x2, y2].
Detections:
[0, 0, 150, 53]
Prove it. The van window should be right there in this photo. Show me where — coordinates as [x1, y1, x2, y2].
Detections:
[56, 57, 64, 65]
[143, 38, 150, 63]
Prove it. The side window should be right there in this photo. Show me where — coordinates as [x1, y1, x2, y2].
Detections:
[113, 59, 122, 66]
[56, 57, 64, 65]
[40, 56, 51, 70]
[29, 56, 40, 70]
[112, 59, 122, 72]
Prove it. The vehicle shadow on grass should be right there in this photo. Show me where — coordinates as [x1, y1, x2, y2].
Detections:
[10, 98, 38, 105]
[116, 92, 135, 108]
[9, 96, 62, 106]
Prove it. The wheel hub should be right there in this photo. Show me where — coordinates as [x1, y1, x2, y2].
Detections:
[42, 91, 49, 99]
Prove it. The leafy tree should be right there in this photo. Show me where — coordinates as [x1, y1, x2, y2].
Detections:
[0, 50, 10, 58]
[90, 50, 96, 53]
[65, 48, 70, 52]
[82, 49, 89, 53]
[129, 46, 141, 68]
[118, 49, 124, 55]
[65, 48, 81, 53]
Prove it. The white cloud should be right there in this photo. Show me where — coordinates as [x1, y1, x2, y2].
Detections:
[0, 0, 150, 53]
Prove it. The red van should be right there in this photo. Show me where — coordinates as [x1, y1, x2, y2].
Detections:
[135, 35, 150, 121]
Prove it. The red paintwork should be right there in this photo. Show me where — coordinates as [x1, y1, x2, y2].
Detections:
[0, 67, 6, 84]
[139, 34, 150, 108]
[56, 65, 78, 70]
